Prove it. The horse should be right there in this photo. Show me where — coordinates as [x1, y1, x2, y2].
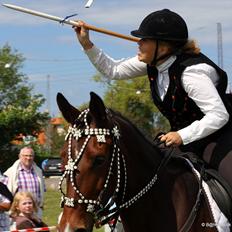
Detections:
[57, 91, 218, 232]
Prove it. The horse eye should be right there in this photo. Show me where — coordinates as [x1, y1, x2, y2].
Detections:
[92, 156, 106, 168]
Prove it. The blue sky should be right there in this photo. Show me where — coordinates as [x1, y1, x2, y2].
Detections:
[0, 0, 232, 116]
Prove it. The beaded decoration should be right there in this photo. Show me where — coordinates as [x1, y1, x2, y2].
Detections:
[59, 108, 123, 214]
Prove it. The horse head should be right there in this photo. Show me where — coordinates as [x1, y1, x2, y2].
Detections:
[57, 92, 123, 232]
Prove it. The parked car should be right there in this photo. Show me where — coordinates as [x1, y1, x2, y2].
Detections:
[42, 157, 63, 177]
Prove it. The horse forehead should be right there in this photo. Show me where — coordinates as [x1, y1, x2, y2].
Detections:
[85, 137, 113, 155]
[66, 133, 112, 157]
[89, 119, 111, 129]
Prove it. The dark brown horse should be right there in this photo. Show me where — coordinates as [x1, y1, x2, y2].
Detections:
[57, 92, 217, 232]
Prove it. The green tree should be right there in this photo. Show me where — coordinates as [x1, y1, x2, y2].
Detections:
[50, 128, 66, 157]
[93, 74, 170, 138]
[0, 44, 49, 170]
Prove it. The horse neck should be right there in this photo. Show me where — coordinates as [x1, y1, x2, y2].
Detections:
[119, 121, 162, 186]
[115, 119, 207, 232]
[117, 126, 177, 230]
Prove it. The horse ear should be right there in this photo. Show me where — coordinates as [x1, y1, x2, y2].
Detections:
[56, 92, 80, 124]
[89, 92, 107, 122]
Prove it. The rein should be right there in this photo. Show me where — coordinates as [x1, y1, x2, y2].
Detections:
[59, 108, 203, 231]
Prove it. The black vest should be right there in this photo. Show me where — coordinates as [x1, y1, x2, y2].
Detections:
[147, 53, 230, 131]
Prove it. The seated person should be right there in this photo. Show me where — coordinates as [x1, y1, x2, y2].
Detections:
[10, 191, 48, 230]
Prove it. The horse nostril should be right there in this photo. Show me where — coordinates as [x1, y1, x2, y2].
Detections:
[75, 229, 87, 232]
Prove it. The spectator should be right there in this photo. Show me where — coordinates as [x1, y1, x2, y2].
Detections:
[4, 147, 45, 218]
[41, 159, 48, 171]
[10, 191, 48, 230]
[0, 172, 13, 232]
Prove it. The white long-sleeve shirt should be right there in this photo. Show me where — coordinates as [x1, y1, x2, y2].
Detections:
[85, 45, 229, 145]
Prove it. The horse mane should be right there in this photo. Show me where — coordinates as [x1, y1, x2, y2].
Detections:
[107, 108, 160, 153]
[106, 109, 193, 175]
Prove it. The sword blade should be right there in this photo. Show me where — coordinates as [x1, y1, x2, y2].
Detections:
[2, 3, 75, 26]
[2, 3, 139, 42]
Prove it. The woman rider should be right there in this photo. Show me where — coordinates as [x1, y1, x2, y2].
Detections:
[73, 9, 232, 187]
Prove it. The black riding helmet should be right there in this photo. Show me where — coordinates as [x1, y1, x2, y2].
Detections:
[131, 9, 188, 42]
[131, 9, 188, 65]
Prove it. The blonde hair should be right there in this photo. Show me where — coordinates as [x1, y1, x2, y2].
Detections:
[10, 191, 38, 217]
[181, 39, 200, 54]
[160, 39, 200, 55]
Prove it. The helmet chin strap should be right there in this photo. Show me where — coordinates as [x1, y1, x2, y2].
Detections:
[150, 40, 182, 67]
[150, 40, 159, 66]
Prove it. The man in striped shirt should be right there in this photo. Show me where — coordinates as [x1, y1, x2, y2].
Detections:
[4, 147, 45, 218]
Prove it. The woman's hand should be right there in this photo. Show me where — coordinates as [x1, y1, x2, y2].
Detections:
[73, 21, 94, 50]
[159, 132, 183, 147]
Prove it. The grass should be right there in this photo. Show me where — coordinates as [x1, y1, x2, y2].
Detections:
[43, 188, 104, 232]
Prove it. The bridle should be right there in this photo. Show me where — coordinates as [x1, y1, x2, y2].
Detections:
[59, 108, 203, 231]
[59, 108, 159, 225]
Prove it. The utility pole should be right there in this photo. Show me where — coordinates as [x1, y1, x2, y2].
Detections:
[217, 22, 223, 69]
[217, 23, 232, 93]
[46, 75, 51, 155]
[46, 75, 51, 115]
[216, 23, 230, 92]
